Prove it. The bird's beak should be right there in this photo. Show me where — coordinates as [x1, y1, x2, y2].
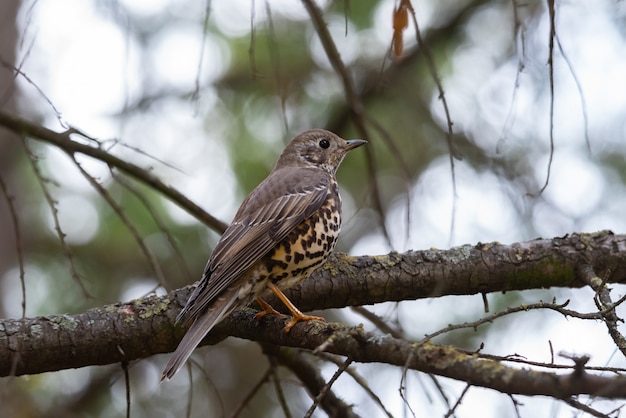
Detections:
[344, 139, 367, 150]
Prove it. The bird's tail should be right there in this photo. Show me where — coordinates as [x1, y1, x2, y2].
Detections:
[161, 292, 238, 381]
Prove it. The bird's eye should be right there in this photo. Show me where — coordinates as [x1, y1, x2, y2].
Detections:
[319, 139, 330, 149]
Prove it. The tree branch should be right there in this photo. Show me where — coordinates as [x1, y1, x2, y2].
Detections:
[1, 231, 626, 400]
[263, 344, 359, 418]
[0, 111, 227, 233]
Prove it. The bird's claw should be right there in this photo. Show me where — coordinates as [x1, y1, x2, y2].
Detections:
[283, 314, 325, 333]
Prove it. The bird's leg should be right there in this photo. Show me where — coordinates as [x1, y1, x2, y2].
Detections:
[266, 282, 325, 332]
[255, 298, 287, 319]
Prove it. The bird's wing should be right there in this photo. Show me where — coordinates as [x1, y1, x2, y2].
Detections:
[178, 167, 330, 324]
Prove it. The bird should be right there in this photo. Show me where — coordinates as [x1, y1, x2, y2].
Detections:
[161, 129, 366, 381]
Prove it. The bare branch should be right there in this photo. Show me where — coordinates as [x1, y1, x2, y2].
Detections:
[445, 383, 471, 418]
[1, 231, 626, 373]
[405, 1, 459, 246]
[22, 139, 93, 299]
[269, 354, 293, 418]
[533, 0, 556, 196]
[580, 265, 626, 357]
[265, 345, 359, 418]
[0, 231, 625, 406]
[351, 306, 404, 339]
[0, 174, 26, 318]
[317, 352, 393, 418]
[0, 111, 227, 233]
[229, 366, 272, 418]
[111, 171, 194, 284]
[556, 34, 591, 154]
[563, 397, 614, 418]
[304, 356, 353, 418]
[70, 155, 169, 290]
[192, 0, 213, 108]
[301, 0, 393, 249]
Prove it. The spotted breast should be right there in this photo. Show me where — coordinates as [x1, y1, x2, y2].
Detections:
[259, 178, 341, 293]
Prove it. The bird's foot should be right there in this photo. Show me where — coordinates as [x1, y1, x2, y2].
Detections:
[283, 313, 325, 333]
[255, 298, 287, 320]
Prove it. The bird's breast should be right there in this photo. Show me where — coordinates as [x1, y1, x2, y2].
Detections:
[260, 189, 342, 292]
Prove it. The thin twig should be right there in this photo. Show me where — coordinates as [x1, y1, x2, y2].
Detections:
[0, 57, 65, 127]
[579, 265, 626, 357]
[111, 170, 194, 284]
[563, 396, 612, 418]
[497, 0, 527, 154]
[0, 8, 38, 109]
[304, 357, 353, 418]
[477, 351, 626, 374]
[229, 366, 273, 418]
[117, 345, 131, 418]
[266, 345, 360, 418]
[399, 352, 417, 418]
[351, 306, 404, 339]
[248, 0, 260, 79]
[264, 0, 289, 135]
[192, 0, 212, 108]
[362, 113, 413, 247]
[0, 175, 26, 318]
[405, 1, 458, 246]
[419, 297, 626, 347]
[269, 356, 293, 418]
[70, 155, 169, 289]
[555, 33, 591, 154]
[301, 0, 393, 249]
[508, 394, 523, 418]
[533, 0, 556, 196]
[317, 352, 393, 418]
[444, 383, 470, 418]
[0, 111, 227, 233]
[22, 139, 93, 299]
[427, 374, 454, 414]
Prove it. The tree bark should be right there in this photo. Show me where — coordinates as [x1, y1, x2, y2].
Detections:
[1, 231, 625, 400]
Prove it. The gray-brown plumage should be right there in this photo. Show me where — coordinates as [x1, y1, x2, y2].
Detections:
[161, 129, 366, 381]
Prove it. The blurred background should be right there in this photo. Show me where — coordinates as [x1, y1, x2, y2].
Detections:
[1, 0, 626, 416]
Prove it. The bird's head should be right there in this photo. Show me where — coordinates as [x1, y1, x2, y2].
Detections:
[275, 129, 367, 174]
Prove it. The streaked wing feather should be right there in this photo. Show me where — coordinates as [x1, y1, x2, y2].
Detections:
[179, 168, 330, 323]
